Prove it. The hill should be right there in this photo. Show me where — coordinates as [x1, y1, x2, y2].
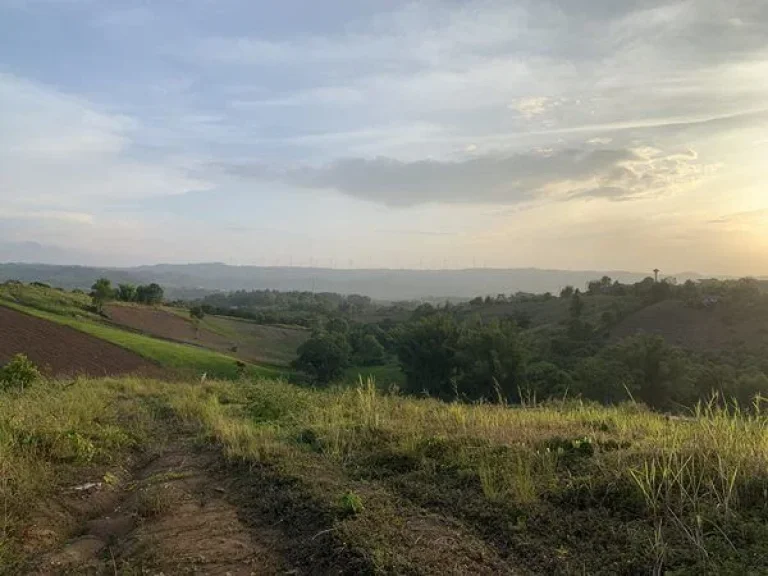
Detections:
[0, 262, 713, 300]
[612, 299, 768, 353]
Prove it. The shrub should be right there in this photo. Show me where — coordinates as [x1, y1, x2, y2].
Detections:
[0, 354, 41, 391]
[339, 490, 364, 517]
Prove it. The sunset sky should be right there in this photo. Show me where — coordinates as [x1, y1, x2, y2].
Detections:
[1, 0, 767, 274]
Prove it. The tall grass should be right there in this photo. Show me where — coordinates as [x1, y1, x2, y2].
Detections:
[4, 374, 768, 572]
[0, 377, 159, 567]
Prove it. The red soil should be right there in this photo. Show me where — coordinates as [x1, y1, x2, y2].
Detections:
[0, 305, 165, 378]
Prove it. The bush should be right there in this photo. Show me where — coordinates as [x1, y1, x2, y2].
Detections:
[0, 354, 41, 391]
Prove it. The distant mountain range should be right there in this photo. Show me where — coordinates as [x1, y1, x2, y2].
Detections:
[0, 261, 725, 301]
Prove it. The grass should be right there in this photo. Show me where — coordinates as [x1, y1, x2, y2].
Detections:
[0, 377, 158, 569]
[4, 374, 768, 573]
[342, 363, 405, 389]
[148, 377, 768, 573]
[199, 314, 309, 366]
[0, 299, 284, 380]
[0, 282, 94, 319]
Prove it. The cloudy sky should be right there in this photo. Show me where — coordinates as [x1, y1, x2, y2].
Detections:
[1, 0, 767, 274]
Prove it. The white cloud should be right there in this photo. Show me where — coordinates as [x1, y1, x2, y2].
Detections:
[508, 97, 559, 119]
[0, 73, 210, 214]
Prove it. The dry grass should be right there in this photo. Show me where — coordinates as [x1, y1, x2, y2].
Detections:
[4, 375, 768, 572]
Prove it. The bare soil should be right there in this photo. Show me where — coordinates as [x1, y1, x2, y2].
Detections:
[29, 439, 292, 575]
[104, 304, 308, 366]
[0, 305, 165, 378]
[105, 304, 232, 350]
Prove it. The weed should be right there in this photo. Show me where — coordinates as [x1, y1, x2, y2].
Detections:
[339, 491, 364, 517]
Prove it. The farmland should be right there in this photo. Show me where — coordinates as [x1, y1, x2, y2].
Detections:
[0, 306, 164, 378]
[0, 284, 284, 380]
[104, 303, 308, 367]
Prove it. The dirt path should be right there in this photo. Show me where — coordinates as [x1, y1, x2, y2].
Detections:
[30, 439, 292, 575]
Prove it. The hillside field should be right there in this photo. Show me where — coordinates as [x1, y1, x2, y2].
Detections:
[106, 303, 309, 367]
[0, 284, 284, 380]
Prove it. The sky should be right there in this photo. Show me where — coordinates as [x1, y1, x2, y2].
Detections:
[1, 0, 767, 274]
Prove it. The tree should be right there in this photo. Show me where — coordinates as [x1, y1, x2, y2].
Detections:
[292, 332, 351, 383]
[190, 305, 205, 338]
[608, 335, 691, 409]
[136, 283, 164, 305]
[352, 334, 386, 366]
[569, 290, 584, 319]
[116, 283, 137, 302]
[190, 305, 205, 321]
[455, 320, 527, 402]
[90, 278, 115, 312]
[560, 285, 574, 298]
[397, 314, 461, 398]
[525, 361, 573, 400]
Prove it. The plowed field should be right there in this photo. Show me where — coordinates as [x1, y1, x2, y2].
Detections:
[0, 305, 165, 377]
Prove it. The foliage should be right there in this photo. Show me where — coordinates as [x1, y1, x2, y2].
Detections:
[397, 314, 461, 398]
[90, 277, 115, 312]
[116, 283, 137, 302]
[136, 283, 164, 305]
[0, 354, 40, 391]
[293, 332, 351, 383]
[189, 305, 205, 321]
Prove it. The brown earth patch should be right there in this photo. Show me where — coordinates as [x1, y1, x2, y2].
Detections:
[0, 305, 165, 378]
[104, 304, 308, 366]
[105, 303, 231, 349]
[30, 440, 292, 575]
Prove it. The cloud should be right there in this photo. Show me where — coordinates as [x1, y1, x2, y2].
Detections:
[220, 145, 709, 207]
[0, 73, 210, 215]
[508, 97, 562, 119]
[709, 208, 768, 226]
[0, 210, 94, 225]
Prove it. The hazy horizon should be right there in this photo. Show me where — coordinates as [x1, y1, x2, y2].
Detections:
[2, 1, 767, 275]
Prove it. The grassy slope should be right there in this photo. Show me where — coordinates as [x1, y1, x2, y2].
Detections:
[4, 375, 768, 573]
[199, 314, 309, 366]
[0, 288, 283, 379]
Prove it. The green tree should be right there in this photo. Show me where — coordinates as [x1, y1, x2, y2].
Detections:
[524, 361, 574, 400]
[351, 333, 386, 366]
[292, 332, 351, 383]
[608, 335, 691, 409]
[190, 305, 205, 321]
[90, 277, 115, 312]
[116, 283, 137, 302]
[397, 314, 460, 398]
[455, 320, 527, 402]
[569, 290, 584, 319]
[560, 285, 575, 298]
[190, 305, 206, 338]
[136, 283, 164, 305]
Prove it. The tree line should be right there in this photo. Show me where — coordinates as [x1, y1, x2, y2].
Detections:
[292, 275, 768, 412]
[90, 278, 164, 312]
